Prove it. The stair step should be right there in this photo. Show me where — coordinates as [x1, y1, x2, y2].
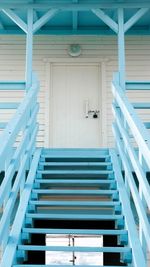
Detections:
[38, 161, 112, 171]
[40, 154, 111, 163]
[22, 227, 127, 236]
[34, 179, 116, 186]
[42, 148, 109, 154]
[18, 244, 131, 254]
[36, 170, 114, 180]
[5, 148, 135, 267]
[29, 200, 120, 207]
[39, 162, 112, 167]
[37, 170, 113, 175]
[26, 213, 123, 221]
[32, 189, 118, 196]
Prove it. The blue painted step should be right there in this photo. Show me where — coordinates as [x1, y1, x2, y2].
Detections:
[39, 161, 112, 171]
[36, 169, 114, 179]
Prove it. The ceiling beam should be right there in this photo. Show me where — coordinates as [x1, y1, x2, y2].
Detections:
[0, 15, 5, 30]
[124, 8, 149, 33]
[2, 8, 27, 33]
[34, 10, 38, 22]
[92, 8, 118, 33]
[33, 9, 59, 33]
[0, 2, 150, 10]
[0, 27, 150, 35]
[72, 0, 78, 31]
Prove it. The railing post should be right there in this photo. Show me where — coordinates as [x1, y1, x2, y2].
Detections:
[118, 8, 125, 90]
[25, 8, 33, 90]
[139, 153, 147, 260]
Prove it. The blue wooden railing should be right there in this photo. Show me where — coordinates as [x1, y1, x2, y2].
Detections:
[112, 74, 150, 261]
[0, 73, 39, 257]
[0, 81, 26, 131]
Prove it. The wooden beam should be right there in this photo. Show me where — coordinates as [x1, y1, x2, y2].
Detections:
[33, 9, 59, 33]
[0, 2, 150, 9]
[0, 14, 4, 30]
[124, 8, 149, 33]
[25, 8, 33, 89]
[92, 8, 118, 33]
[2, 8, 27, 33]
[72, 0, 78, 30]
[118, 8, 125, 89]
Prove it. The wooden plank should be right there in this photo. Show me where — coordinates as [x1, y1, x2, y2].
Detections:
[18, 244, 131, 253]
[25, 213, 123, 220]
[29, 200, 120, 207]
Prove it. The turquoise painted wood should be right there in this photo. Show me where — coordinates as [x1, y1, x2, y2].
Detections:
[0, 81, 25, 90]
[0, 1, 150, 36]
[0, 73, 39, 259]
[0, 146, 146, 267]
[112, 74, 150, 263]
[0, 72, 149, 267]
[25, 9, 33, 89]
[0, 2, 149, 266]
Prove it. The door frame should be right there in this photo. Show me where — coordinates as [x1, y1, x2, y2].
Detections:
[44, 57, 107, 148]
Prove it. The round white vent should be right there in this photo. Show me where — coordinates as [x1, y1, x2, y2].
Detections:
[68, 44, 82, 57]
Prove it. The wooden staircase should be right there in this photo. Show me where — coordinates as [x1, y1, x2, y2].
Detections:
[8, 148, 135, 267]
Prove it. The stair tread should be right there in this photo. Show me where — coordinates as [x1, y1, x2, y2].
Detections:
[22, 227, 127, 235]
[31, 189, 118, 197]
[26, 213, 123, 220]
[39, 162, 112, 166]
[34, 179, 115, 184]
[18, 244, 131, 253]
[29, 200, 120, 206]
[37, 170, 113, 174]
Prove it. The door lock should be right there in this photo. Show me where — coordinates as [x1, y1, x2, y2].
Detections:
[88, 110, 100, 119]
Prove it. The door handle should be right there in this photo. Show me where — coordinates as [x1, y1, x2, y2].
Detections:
[84, 100, 99, 118]
[88, 110, 100, 118]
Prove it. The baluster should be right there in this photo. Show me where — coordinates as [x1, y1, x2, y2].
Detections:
[139, 149, 147, 259]
[1, 216, 10, 254]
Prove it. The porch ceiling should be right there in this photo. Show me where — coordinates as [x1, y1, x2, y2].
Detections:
[0, 0, 150, 35]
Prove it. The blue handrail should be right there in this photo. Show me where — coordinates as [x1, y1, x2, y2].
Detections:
[112, 73, 150, 261]
[0, 72, 39, 256]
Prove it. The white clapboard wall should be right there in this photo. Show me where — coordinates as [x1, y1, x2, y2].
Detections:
[0, 35, 150, 147]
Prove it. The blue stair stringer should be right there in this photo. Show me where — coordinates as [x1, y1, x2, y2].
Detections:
[0, 148, 146, 267]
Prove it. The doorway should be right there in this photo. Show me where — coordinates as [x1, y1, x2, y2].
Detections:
[47, 62, 103, 148]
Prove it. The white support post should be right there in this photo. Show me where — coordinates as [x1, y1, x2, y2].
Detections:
[25, 9, 33, 90]
[118, 8, 125, 90]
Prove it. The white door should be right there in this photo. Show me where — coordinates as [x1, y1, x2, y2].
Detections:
[49, 63, 102, 148]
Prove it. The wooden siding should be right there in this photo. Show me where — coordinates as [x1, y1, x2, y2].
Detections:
[0, 35, 150, 147]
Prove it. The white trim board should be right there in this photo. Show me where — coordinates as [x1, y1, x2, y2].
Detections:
[44, 58, 107, 148]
